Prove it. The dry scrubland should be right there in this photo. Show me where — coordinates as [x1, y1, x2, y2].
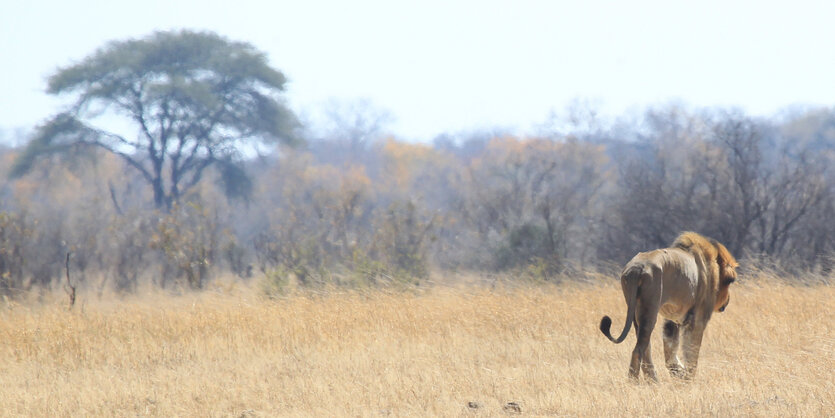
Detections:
[0, 276, 833, 417]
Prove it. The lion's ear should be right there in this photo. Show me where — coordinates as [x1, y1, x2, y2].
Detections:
[714, 242, 736, 269]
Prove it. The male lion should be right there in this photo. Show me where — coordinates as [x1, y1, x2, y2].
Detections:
[599, 232, 738, 381]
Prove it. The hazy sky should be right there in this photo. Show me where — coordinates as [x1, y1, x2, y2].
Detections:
[2, 0, 833, 140]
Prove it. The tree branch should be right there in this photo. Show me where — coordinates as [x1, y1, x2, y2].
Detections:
[65, 252, 76, 310]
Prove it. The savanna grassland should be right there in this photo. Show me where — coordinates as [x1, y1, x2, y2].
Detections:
[0, 276, 832, 417]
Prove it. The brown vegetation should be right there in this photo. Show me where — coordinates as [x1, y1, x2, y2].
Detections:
[2, 105, 834, 295]
[0, 276, 831, 416]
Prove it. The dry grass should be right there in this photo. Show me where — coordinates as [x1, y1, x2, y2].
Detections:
[0, 277, 833, 417]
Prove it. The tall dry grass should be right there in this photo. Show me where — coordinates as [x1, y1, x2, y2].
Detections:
[0, 276, 832, 417]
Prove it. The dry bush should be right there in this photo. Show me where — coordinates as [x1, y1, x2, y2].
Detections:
[0, 276, 832, 416]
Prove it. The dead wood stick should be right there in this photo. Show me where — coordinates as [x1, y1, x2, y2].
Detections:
[65, 252, 76, 310]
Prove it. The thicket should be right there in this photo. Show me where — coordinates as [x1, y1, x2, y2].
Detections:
[1, 104, 833, 296]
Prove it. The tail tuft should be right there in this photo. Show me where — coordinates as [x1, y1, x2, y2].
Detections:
[600, 316, 613, 336]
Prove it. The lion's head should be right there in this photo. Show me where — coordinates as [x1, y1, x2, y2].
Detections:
[713, 240, 738, 312]
[672, 232, 739, 313]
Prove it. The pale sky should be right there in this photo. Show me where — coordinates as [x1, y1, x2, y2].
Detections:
[1, 0, 834, 141]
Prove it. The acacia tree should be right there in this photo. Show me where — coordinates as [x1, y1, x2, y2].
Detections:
[12, 30, 299, 210]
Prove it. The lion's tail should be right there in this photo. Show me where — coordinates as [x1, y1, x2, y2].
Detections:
[599, 267, 642, 344]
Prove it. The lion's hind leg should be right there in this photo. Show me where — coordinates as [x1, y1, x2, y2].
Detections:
[630, 302, 659, 383]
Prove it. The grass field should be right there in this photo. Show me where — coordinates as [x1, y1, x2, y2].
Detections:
[0, 276, 833, 417]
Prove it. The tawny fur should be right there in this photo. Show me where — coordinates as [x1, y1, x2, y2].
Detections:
[600, 232, 738, 382]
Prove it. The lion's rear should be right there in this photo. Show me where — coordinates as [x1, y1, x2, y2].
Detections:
[600, 259, 650, 344]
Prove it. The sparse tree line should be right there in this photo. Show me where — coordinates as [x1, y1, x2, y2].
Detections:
[2, 104, 833, 296]
[1, 31, 833, 297]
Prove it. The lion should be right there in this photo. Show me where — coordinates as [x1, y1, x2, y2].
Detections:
[599, 232, 738, 381]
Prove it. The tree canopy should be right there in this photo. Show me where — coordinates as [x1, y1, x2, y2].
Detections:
[12, 30, 300, 209]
